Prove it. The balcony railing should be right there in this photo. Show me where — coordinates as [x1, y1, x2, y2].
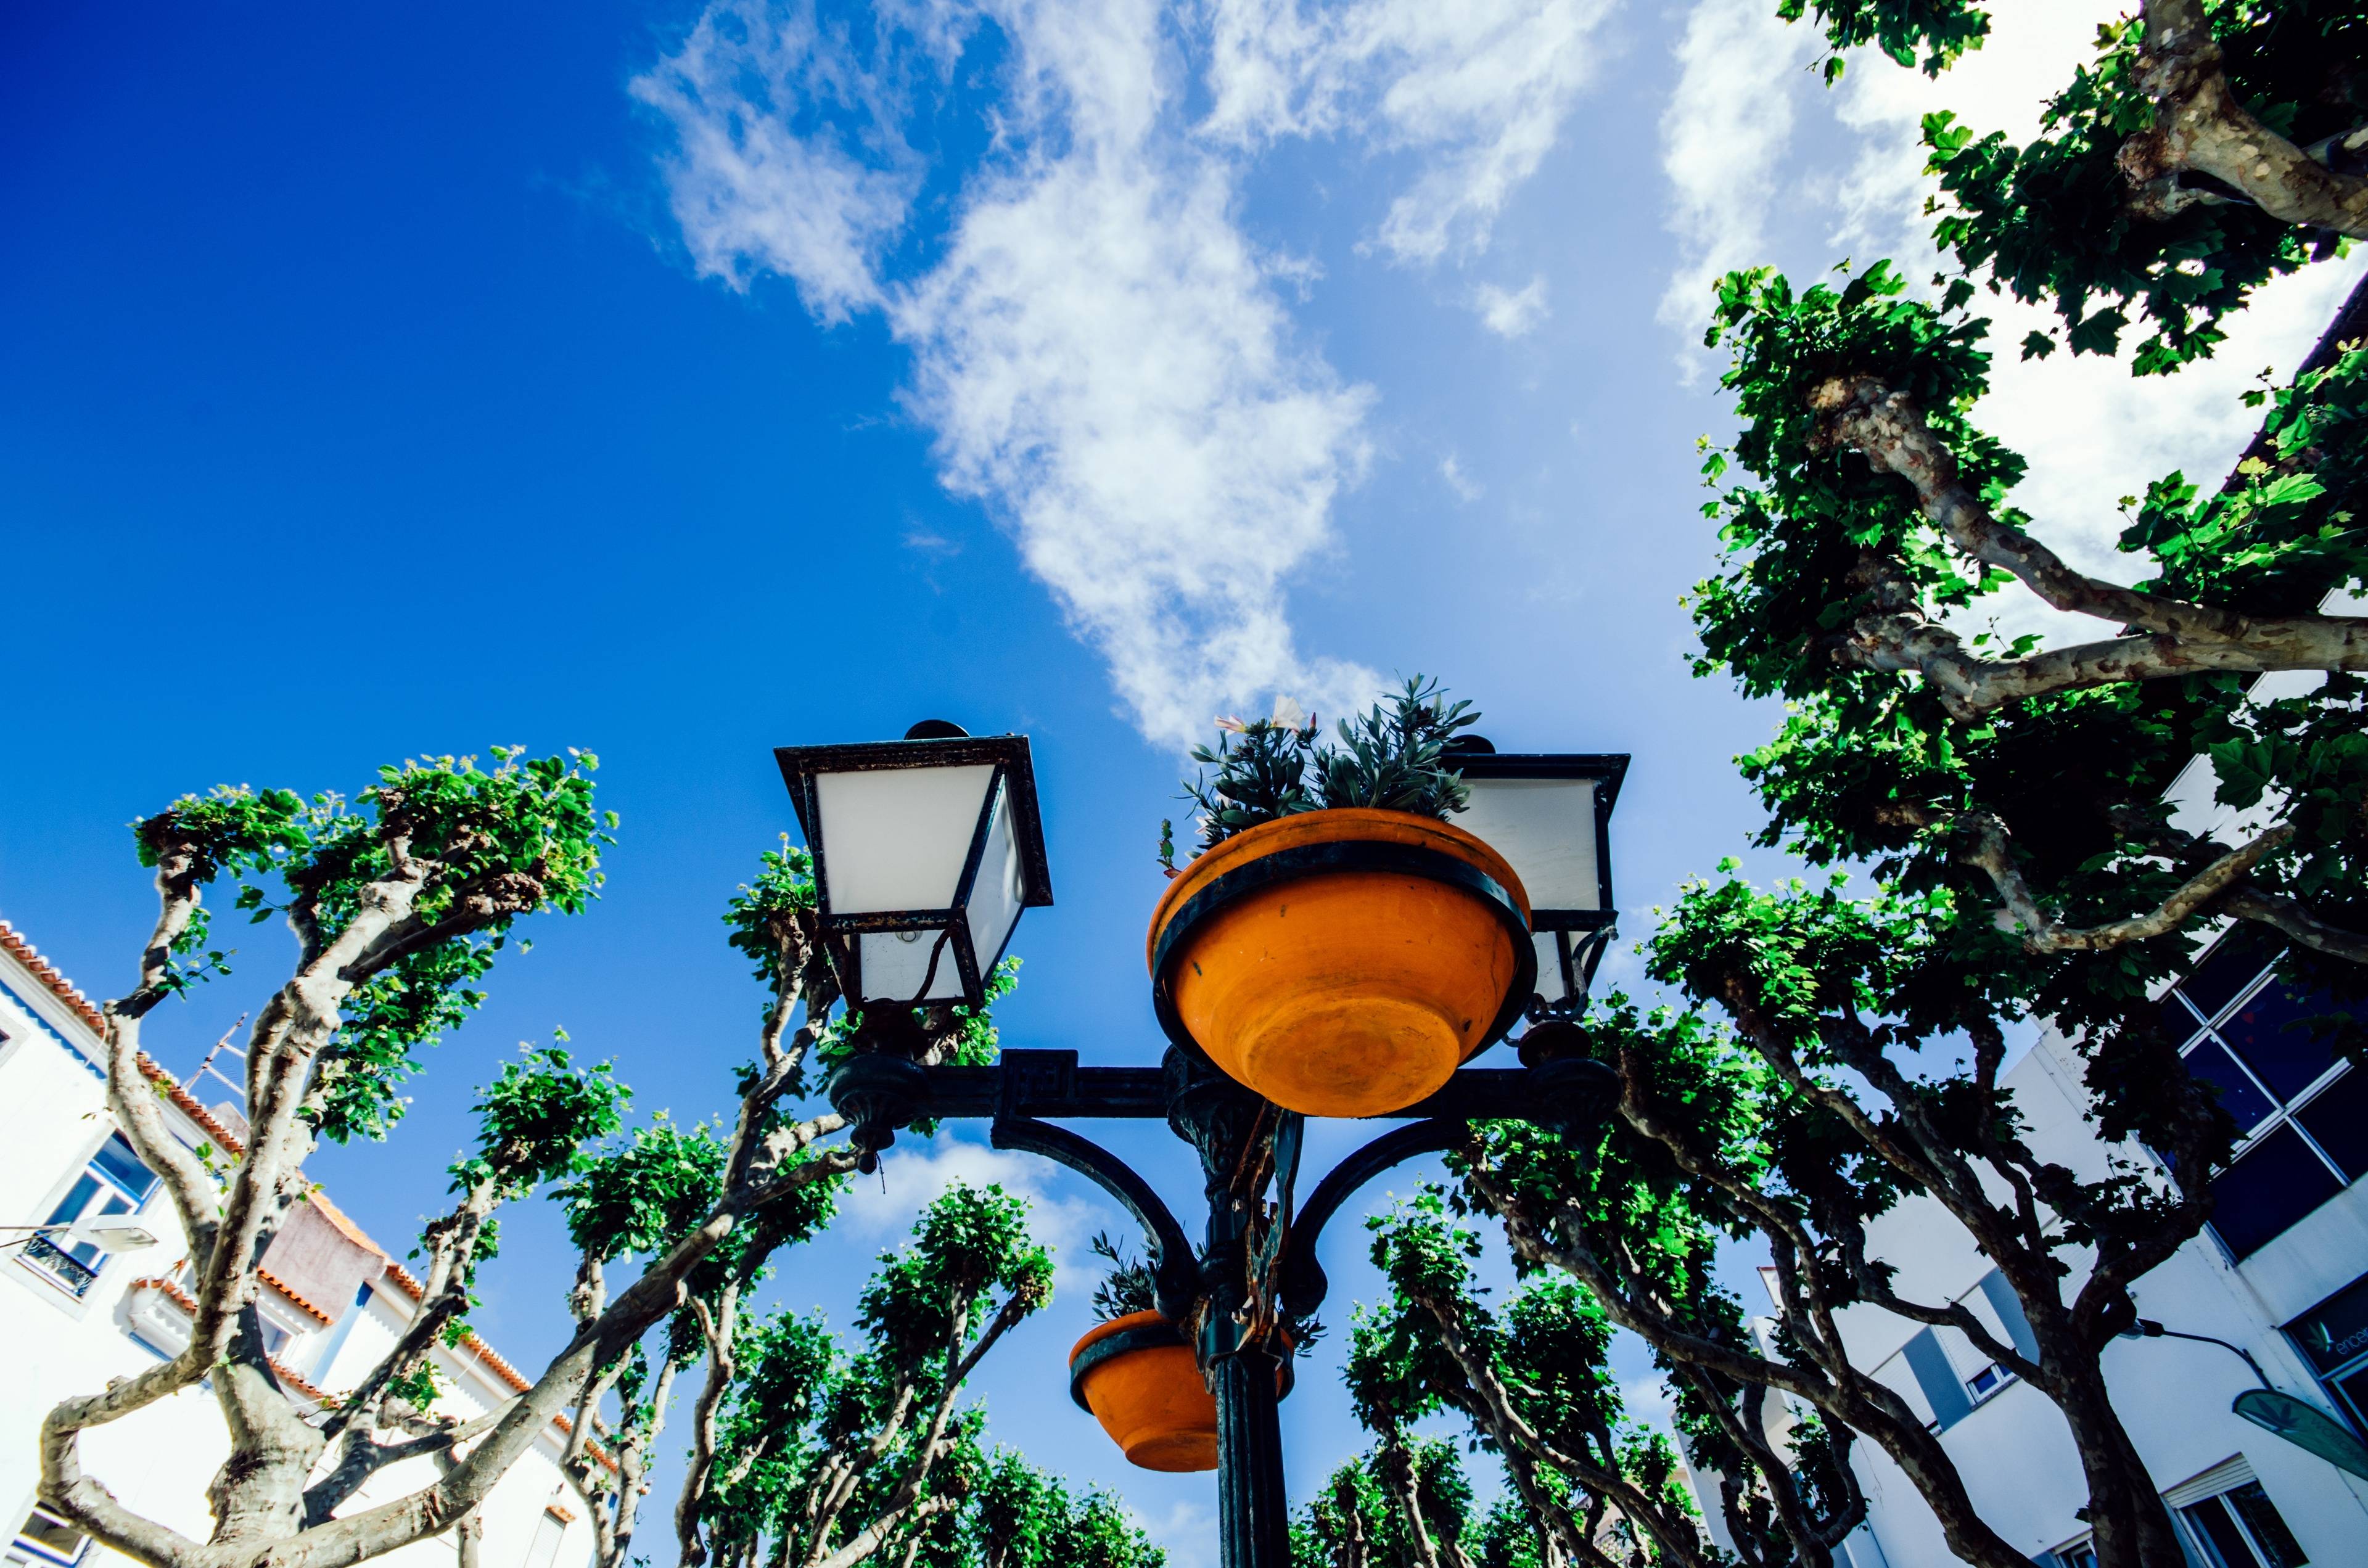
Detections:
[22, 1233, 99, 1298]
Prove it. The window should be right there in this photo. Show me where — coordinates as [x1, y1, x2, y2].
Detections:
[2284, 1271, 2368, 1437]
[2048, 1539, 2099, 1568]
[22, 1133, 159, 1297]
[2177, 1481, 2307, 1568]
[2156, 939, 2364, 1260]
[1966, 1362, 2008, 1402]
[522, 1510, 567, 1568]
[7, 1505, 89, 1567]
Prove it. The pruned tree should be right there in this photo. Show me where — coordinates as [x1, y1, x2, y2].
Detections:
[1336, 1191, 1750, 1568]
[967, 1450, 1166, 1568]
[1293, 1437, 1481, 1568]
[682, 1181, 1054, 1568]
[1792, 0, 2366, 371]
[51, 754, 874, 1568]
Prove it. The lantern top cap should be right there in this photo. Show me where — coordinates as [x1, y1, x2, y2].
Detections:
[771, 729, 1055, 910]
[1447, 749, 1630, 816]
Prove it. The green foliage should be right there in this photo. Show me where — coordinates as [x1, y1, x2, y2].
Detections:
[970, 1451, 1165, 1568]
[858, 1182, 1053, 1366]
[1916, 2, 2364, 372]
[450, 1041, 628, 1201]
[1181, 676, 1481, 853]
[556, 1117, 728, 1263]
[142, 748, 616, 1143]
[724, 839, 818, 991]
[1085, 1230, 1157, 1323]
[1777, 0, 1989, 76]
[689, 1184, 1060, 1568]
[1293, 1439, 1481, 1568]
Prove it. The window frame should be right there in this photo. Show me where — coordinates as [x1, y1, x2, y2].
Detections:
[2164, 959, 2362, 1260]
[7, 1504, 91, 1568]
[15, 1131, 160, 1303]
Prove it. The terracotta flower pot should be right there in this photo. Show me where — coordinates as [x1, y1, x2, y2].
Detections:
[1069, 1312, 1218, 1472]
[1148, 808, 1533, 1118]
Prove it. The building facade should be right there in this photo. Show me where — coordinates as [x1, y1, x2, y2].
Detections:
[0, 920, 596, 1568]
[1827, 930, 2368, 1568]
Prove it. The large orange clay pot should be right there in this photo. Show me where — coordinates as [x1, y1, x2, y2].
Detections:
[1147, 808, 1534, 1118]
[1069, 1312, 1218, 1472]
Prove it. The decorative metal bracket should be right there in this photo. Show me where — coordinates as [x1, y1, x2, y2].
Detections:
[989, 1113, 1199, 1321]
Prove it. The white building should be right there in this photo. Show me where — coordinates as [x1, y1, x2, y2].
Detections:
[1824, 928, 2368, 1568]
[0, 919, 598, 1568]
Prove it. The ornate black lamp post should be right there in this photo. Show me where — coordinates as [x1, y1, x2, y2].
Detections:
[778, 723, 1628, 1568]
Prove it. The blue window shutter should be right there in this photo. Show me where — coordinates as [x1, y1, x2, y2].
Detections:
[1903, 1328, 1975, 1429]
[1978, 1270, 2041, 1364]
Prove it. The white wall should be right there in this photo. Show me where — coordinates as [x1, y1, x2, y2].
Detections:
[0, 941, 594, 1568]
[1840, 1026, 2368, 1566]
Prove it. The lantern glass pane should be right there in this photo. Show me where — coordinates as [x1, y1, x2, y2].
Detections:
[815, 764, 997, 913]
[965, 788, 1026, 975]
[857, 929, 969, 1004]
[1531, 932, 1570, 1006]
[1457, 778, 1600, 912]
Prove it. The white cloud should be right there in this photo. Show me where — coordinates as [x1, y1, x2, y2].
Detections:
[843, 1133, 1110, 1295]
[630, 1, 916, 324]
[1145, 1501, 1218, 1568]
[1440, 453, 1483, 501]
[1474, 273, 1550, 337]
[640, 0, 1395, 749]
[1656, 0, 1819, 343]
[1204, 0, 1618, 263]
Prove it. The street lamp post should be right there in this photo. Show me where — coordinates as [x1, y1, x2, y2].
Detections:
[782, 724, 1627, 1568]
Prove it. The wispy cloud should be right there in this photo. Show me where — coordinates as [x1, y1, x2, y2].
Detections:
[638, 2, 1615, 747]
[1474, 273, 1549, 337]
[1440, 453, 1483, 501]
[1656, 0, 1817, 349]
[842, 1133, 1108, 1295]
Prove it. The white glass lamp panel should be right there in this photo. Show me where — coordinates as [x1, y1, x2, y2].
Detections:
[815, 765, 997, 913]
[1531, 932, 1569, 1005]
[1457, 779, 1600, 911]
[964, 792, 1025, 974]
[857, 929, 969, 1004]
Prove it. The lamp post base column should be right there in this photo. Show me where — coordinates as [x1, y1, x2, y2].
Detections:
[1212, 1345, 1288, 1568]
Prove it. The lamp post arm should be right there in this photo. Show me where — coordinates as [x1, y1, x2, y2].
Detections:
[2128, 1320, 2273, 1389]
[1278, 1120, 1473, 1326]
[988, 1115, 1199, 1321]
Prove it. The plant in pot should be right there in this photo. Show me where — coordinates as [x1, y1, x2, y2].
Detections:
[1067, 1233, 1219, 1472]
[1148, 678, 1534, 1118]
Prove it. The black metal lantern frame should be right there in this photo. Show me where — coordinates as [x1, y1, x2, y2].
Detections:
[1452, 750, 1629, 1016]
[790, 734, 1629, 1568]
[774, 734, 1054, 1009]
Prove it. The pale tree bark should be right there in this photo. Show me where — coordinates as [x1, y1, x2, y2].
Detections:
[44, 826, 857, 1568]
[2122, 0, 2368, 236]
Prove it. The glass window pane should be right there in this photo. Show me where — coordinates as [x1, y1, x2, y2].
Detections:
[963, 790, 1024, 975]
[2333, 1363, 2368, 1433]
[2295, 1068, 2368, 1182]
[2179, 930, 2283, 1022]
[2181, 1496, 2258, 1568]
[855, 929, 966, 1004]
[2224, 1481, 2308, 1567]
[41, 1173, 99, 1228]
[2160, 991, 2206, 1049]
[90, 1135, 157, 1201]
[16, 1507, 87, 1563]
[2221, 983, 2349, 1101]
[2185, 1038, 2278, 1130]
[2211, 1125, 2345, 1258]
[814, 765, 995, 914]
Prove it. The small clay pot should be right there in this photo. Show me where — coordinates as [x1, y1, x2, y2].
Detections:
[1147, 808, 1533, 1117]
[1069, 1312, 1218, 1472]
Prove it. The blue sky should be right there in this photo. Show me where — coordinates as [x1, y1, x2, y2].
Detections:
[4, 2, 2361, 1561]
